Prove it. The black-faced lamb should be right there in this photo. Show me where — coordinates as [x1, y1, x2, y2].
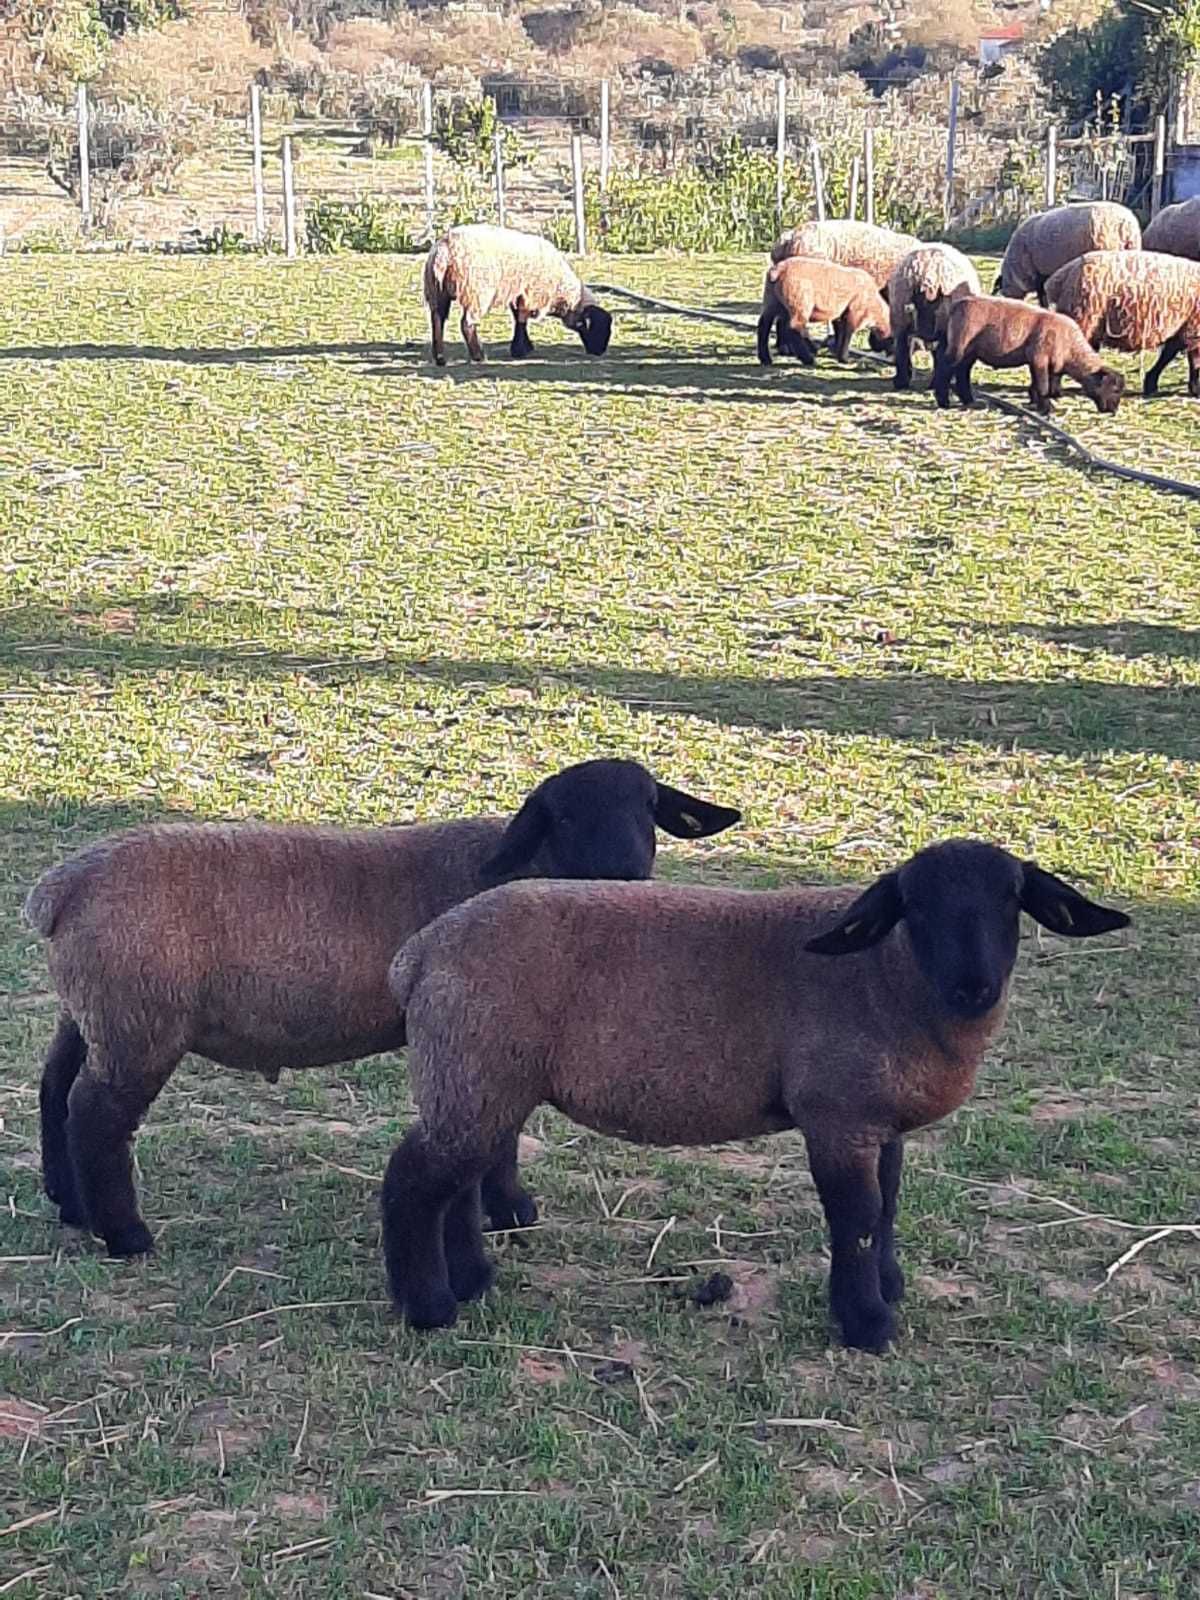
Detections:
[886, 244, 981, 390]
[424, 223, 612, 365]
[24, 760, 739, 1259]
[933, 294, 1125, 415]
[756, 257, 891, 366]
[381, 840, 1128, 1352]
[995, 202, 1141, 305]
[1045, 248, 1200, 399]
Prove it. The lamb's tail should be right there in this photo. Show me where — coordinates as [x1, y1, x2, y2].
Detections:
[24, 846, 109, 939]
[423, 237, 452, 308]
[388, 928, 430, 1012]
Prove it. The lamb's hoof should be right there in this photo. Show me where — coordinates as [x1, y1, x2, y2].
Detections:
[880, 1260, 906, 1305]
[403, 1286, 460, 1331]
[449, 1254, 495, 1304]
[57, 1199, 88, 1229]
[484, 1190, 539, 1233]
[836, 1300, 896, 1355]
[103, 1221, 155, 1258]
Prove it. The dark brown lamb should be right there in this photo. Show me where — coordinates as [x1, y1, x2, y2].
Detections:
[933, 294, 1125, 415]
[381, 841, 1128, 1354]
[24, 760, 740, 1259]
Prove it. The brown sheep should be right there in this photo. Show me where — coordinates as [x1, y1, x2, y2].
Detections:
[382, 841, 1128, 1351]
[995, 202, 1141, 304]
[1045, 248, 1200, 398]
[756, 257, 891, 366]
[933, 294, 1125, 415]
[23, 761, 740, 1258]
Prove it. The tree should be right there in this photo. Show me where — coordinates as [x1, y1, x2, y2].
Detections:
[1039, 0, 1200, 125]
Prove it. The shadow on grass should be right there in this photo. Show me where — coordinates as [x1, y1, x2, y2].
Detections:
[2, 605, 1197, 761]
[993, 622, 1200, 660]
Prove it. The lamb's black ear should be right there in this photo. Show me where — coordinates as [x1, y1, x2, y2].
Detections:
[480, 794, 548, 880]
[805, 871, 904, 956]
[653, 782, 741, 839]
[1020, 863, 1131, 937]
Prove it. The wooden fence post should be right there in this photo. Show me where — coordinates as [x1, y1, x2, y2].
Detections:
[775, 74, 787, 224]
[863, 124, 875, 225]
[1151, 112, 1167, 216]
[571, 132, 586, 253]
[421, 80, 433, 137]
[1045, 123, 1057, 208]
[848, 154, 860, 220]
[424, 139, 436, 236]
[281, 135, 297, 258]
[250, 82, 266, 244]
[944, 76, 959, 228]
[810, 140, 826, 223]
[76, 84, 91, 235]
[493, 127, 506, 226]
[600, 78, 611, 191]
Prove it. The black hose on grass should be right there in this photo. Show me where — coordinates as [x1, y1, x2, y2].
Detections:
[592, 281, 1200, 505]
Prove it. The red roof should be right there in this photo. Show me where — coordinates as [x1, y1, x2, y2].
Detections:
[979, 23, 1025, 39]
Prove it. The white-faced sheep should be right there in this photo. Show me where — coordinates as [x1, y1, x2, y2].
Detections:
[381, 840, 1128, 1351]
[995, 201, 1141, 305]
[424, 223, 612, 365]
[757, 257, 891, 366]
[933, 294, 1125, 415]
[1144, 197, 1200, 261]
[1046, 248, 1200, 398]
[886, 244, 981, 390]
[24, 760, 739, 1259]
[770, 220, 921, 289]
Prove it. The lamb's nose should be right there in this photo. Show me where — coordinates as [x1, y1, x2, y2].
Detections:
[952, 980, 997, 1015]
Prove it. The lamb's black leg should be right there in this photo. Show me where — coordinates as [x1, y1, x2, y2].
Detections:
[931, 343, 954, 410]
[1029, 358, 1053, 415]
[804, 1134, 894, 1354]
[954, 358, 975, 408]
[831, 312, 853, 363]
[1035, 277, 1048, 309]
[757, 311, 774, 366]
[510, 309, 534, 358]
[382, 1123, 488, 1329]
[40, 1014, 87, 1225]
[877, 1137, 905, 1305]
[67, 1060, 162, 1257]
[480, 1129, 538, 1232]
[1189, 344, 1200, 399]
[1144, 334, 1184, 398]
[430, 293, 451, 366]
[444, 1183, 495, 1303]
[893, 328, 913, 391]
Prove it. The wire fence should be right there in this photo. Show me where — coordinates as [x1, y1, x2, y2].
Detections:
[0, 73, 1186, 256]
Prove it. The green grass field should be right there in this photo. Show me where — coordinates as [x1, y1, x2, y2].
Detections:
[1, 252, 1199, 1599]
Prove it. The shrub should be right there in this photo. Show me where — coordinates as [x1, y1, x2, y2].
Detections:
[305, 194, 421, 253]
[100, 12, 271, 112]
[435, 96, 530, 176]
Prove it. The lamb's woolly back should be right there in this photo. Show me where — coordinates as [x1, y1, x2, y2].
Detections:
[770, 220, 920, 284]
[998, 202, 1140, 297]
[889, 243, 980, 308]
[423, 223, 587, 320]
[1046, 248, 1200, 350]
[1143, 197, 1200, 261]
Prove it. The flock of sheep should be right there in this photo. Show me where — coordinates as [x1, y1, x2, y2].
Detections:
[26, 758, 1129, 1353]
[424, 196, 1200, 416]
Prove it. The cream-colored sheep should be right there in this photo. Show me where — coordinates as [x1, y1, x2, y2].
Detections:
[770, 219, 921, 289]
[1143, 197, 1200, 262]
[996, 202, 1141, 304]
[886, 243, 981, 391]
[423, 223, 612, 365]
[1046, 248, 1200, 398]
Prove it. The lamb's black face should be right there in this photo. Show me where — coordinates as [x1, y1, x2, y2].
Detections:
[479, 759, 740, 882]
[897, 843, 1023, 1019]
[1093, 368, 1124, 414]
[576, 305, 613, 355]
[805, 838, 1130, 1021]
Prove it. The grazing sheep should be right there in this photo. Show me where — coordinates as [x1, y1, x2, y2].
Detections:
[1144, 197, 1200, 261]
[995, 202, 1141, 305]
[25, 761, 739, 1259]
[887, 244, 981, 390]
[770, 220, 921, 289]
[756, 257, 891, 366]
[382, 840, 1128, 1351]
[424, 223, 612, 365]
[933, 294, 1125, 415]
[1045, 248, 1200, 398]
